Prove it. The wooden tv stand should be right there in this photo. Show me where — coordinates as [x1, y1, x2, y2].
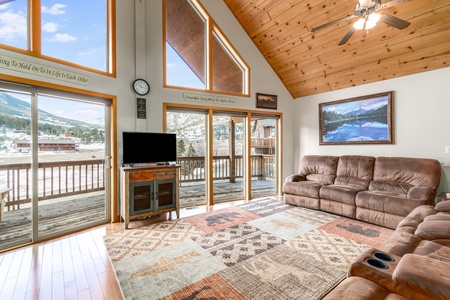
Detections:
[120, 164, 180, 229]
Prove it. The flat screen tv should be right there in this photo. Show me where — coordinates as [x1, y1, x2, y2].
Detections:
[122, 131, 177, 165]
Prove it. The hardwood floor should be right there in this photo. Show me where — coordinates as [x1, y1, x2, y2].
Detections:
[0, 198, 259, 300]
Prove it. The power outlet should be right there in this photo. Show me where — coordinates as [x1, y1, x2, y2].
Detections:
[446, 146, 450, 154]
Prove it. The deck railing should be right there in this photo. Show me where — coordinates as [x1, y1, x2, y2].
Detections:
[0, 155, 275, 211]
[0, 159, 105, 211]
[178, 155, 275, 182]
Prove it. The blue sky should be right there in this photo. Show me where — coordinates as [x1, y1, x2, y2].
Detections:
[166, 43, 204, 89]
[0, 0, 107, 71]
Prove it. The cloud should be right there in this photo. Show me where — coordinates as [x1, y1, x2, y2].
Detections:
[78, 47, 102, 56]
[42, 22, 58, 33]
[0, 11, 27, 40]
[0, 3, 11, 10]
[41, 3, 66, 15]
[167, 63, 177, 68]
[47, 33, 78, 42]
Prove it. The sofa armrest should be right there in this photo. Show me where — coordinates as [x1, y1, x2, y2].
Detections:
[393, 254, 450, 300]
[284, 174, 305, 183]
[407, 186, 433, 201]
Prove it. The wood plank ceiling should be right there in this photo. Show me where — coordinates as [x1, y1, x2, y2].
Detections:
[223, 0, 450, 98]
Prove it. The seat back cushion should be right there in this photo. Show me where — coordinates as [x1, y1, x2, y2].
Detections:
[335, 155, 375, 190]
[298, 155, 339, 184]
[370, 157, 441, 194]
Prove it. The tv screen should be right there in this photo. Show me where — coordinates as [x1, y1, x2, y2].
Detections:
[122, 131, 177, 165]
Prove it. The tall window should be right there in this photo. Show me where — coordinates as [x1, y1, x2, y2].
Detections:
[0, 0, 115, 74]
[164, 0, 249, 96]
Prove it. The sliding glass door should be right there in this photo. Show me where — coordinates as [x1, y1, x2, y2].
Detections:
[36, 93, 110, 238]
[0, 82, 111, 251]
[250, 115, 279, 198]
[0, 89, 33, 248]
[212, 113, 246, 203]
[165, 104, 281, 206]
[166, 110, 207, 207]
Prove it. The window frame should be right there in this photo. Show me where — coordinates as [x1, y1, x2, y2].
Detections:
[0, 0, 116, 77]
[163, 0, 250, 97]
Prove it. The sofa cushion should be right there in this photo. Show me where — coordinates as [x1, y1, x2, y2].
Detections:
[283, 181, 323, 198]
[435, 201, 450, 212]
[356, 191, 429, 216]
[396, 205, 437, 233]
[393, 254, 450, 300]
[320, 185, 360, 204]
[414, 220, 450, 240]
[335, 155, 375, 190]
[413, 240, 450, 264]
[370, 157, 441, 205]
[379, 230, 423, 256]
[297, 155, 339, 185]
[423, 214, 450, 222]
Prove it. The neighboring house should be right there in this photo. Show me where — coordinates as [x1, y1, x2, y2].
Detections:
[14, 139, 79, 151]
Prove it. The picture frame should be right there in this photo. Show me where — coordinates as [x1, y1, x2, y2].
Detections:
[256, 93, 277, 110]
[319, 91, 394, 145]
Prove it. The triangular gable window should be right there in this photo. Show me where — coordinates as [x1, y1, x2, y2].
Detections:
[164, 0, 249, 96]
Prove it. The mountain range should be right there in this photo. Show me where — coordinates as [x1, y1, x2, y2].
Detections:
[0, 92, 100, 128]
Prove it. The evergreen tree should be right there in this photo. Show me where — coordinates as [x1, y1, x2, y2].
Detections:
[177, 139, 186, 156]
[186, 143, 196, 157]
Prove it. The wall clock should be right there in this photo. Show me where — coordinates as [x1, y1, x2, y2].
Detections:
[132, 79, 150, 96]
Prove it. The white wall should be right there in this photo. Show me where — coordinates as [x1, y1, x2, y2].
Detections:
[294, 67, 450, 193]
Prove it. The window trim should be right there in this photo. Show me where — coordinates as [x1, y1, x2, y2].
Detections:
[0, 0, 116, 77]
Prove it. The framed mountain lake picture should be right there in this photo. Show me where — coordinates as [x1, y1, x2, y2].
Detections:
[319, 91, 394, 145]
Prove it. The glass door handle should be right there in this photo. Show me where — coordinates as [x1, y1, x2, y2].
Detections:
[105, 156, 112, 169]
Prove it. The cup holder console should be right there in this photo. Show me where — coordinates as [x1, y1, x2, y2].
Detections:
[373, 252, 395, 262]
[366, 258, 389, 269]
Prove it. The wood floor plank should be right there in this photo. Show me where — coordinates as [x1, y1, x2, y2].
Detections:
[0, 251, 15, 294]
[52, 240, 63, 274]
[13, 247, 33, 299]
[64, 280, 78, 300]
[98, 272, 121, 300]
[76, 234, 104, 300]
[77, 288, 92, 300]
[68, 235, 89, 293]
[52, 270, 65, 300]
[38, 242, 53, 300]
[61, 238, 76, 285]
[25, 288, 39, 300]
[0, 277, 16, 300]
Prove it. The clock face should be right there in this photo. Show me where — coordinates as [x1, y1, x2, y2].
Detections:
[133, 79, 150, 95]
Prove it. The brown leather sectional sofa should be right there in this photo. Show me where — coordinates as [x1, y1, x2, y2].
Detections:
[283, 155, 442, 229]
[283, 155, 449, 299]
[324, 201, 450, 300]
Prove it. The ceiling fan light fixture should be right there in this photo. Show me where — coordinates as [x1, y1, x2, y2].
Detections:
[366, 13, 380, 29]
[358, 0, 372, 7]
[353, 18, 366, 30]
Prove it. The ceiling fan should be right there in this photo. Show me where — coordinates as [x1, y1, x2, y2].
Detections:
[311, 0, 411, 45]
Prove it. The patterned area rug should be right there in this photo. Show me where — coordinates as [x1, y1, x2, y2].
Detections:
[103, 197, 393, 300]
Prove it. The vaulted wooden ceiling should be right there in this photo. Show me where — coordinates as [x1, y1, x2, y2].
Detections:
[223, 0, 450, 98]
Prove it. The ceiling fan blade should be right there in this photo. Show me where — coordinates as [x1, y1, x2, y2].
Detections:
[311, 15, 356, 32]
[378, 0, 412, 10]
[338, 27, 357, 45]
[380, 13, 411, 29]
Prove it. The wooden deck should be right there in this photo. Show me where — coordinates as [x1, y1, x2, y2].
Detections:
[0, 179, 276, 247]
